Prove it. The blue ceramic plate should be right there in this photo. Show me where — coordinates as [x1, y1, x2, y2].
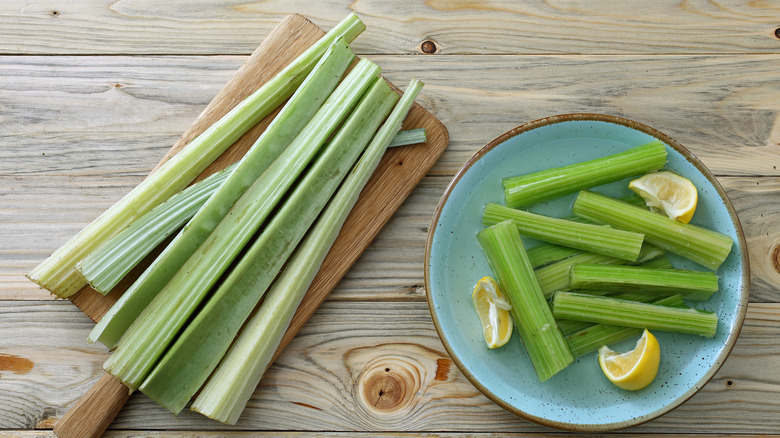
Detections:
[425, 114, 749, 431]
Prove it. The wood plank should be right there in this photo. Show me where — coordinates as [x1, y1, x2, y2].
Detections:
[0, 1, 777, 55]
[1, 55, 779, 179]
[5, 175, 780, 303]
[0, 300, 777, 433]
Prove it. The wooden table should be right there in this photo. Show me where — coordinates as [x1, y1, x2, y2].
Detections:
[2, 2, 779, 437]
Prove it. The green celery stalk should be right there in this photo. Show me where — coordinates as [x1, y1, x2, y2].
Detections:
[477, 220, 573, 382]
[535, 243, 665, 297]
[569, 264, 719, 301]
[103, 58, 382, 390]
[89, 39, 364, 350]
[565, 294, 687, 357]
[637, 254, 673, 269]
[502, 140, 668, 208]
[138, 78, 399, 414]
[388, 128, 426, 147]
[191, 78, 424, 425]
[77, 125, 421, 296]
[551, 291, 718, 337]
[75, 162, 237, 294]
[482, 203, 645, 261]
[535, 252, 625, 298]
[26, 13, 366, 298]
[572, 190, 733, 270]
[556, 289, 679, 336]
[526, 243, 581, 269]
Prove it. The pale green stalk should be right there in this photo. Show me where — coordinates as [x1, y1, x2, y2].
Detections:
[104, 59, 382, 390]
[572, 190, 733, 270]
[551, 291, 718, 337]
[90, 39, 362, 350]
[26, 13, 366, 298]
[565, 294, 687, 357]
[569, 264, 719, 301]
[191, 78, 424, 425]
[502, 140, 667, 208]
[526, 244, 581, 269]
[482, 203, 645, 262]
[138, 78, 398, 413]
[477, 220, 573, 382]
[388, 128, 426, 147]
[75, 162, 237, 294]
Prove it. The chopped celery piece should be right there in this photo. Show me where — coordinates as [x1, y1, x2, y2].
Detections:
[565, 294, 686, 357]
[572, 190, 733, 270]
[482, 203, 645, 262]
[552, 291, 718, 337]
[534, 243, 664, 296]
[104, 57, 381, 390]
[192, 79, 424, 425]
[569, 264, 719, 301]
[502, 140, 668, 208]
[535, 252, 625, 298]
[90, 39, 363, 350]
[26, 13, 366, 298]
[138, 78, 399, 414]
[526, 243, 581, 269]
[637, 254, 673, 269]
[76, 162, 237, 294]
[388, 128, 426, 147]
[477, 220, 573, 382]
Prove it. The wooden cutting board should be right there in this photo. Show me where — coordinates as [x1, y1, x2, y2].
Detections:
[52, 13, 448, 438]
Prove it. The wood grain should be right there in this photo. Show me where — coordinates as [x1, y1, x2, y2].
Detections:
[0, 1, 777, 55]
[0, 300, 777, 434]
[2, 54, 779, 179]
[6, 176, 780, 303]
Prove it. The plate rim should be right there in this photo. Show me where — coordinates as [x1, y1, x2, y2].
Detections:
[423, 113, 750, 432]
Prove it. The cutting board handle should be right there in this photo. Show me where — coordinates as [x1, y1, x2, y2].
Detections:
[53, 372, 131, 438]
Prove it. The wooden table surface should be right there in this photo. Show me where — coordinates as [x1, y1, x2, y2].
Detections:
[2, 1, 779, 437]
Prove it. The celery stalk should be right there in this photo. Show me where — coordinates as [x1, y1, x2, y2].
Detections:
[502, 141, 668, 208]
[388, 128, 426, 147]
[638, 254, 673, 269]
[138, 78, 399, 414]
[572, 190, 733, 270]
[191, 79, 424, 425]
[26, 13, 366, 298]
[78, 126, 420, 295]
[90, 39, 364, 350]
[477, 220, 573, 382]
[551, 291, 718, 337]
[75, 162, 237, 294]
[534, 243, 665, 297]
[103, 59, 382, 390]
[526, 244, 581, 269]
[569, 264, 719, 301]
[482, 203, 645, 262]
[565, 294, 686, 357]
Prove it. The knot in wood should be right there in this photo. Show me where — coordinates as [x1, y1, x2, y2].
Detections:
[775, 27, 780, 39]
[772, 242, 780, 274]
[357, 359, 420, 414]
[419, 39, 440, 54]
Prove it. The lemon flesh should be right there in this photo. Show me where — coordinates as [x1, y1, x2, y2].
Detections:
[471, 276, 513, 349]
[598, 329, 660, 390]
[629, 171, 698, 223]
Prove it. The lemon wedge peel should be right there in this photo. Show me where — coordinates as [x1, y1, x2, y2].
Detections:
[471, 276, 513, 349]
[629, 171, 698, 224]
[598, 329, 661, 391]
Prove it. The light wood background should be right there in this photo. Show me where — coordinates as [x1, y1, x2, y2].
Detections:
[1, 1, 779, 436]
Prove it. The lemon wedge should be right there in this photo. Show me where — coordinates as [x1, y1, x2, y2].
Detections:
[628, 171, 698, 223]
[471, 276, 513, 349]
[598, 329, 660, 390]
